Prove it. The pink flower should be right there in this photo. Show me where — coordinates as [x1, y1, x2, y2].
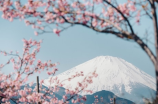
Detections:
[0, 64, 4, 68]
[52, 68, 58, 74]
[34, 31, 38, 36]
[82, 96, 87, 101]
[72, 99, 75, 103]
[25, 20, 30, 26]
[40, 79, 44, 84]
[28, 38, 32, 44]
[136, 11, 140, 24]
[29, 60, 33, 65]
[65, 89, 69, 94]
[47, 71, 52, 75]
[92, 20, 97, 27]
[19, 97, 27, 102]
[44, 62, 48, 67]
[93, 73, 98, 77]
[94, 95, 98, 98]
[9, 17, 13, 22]
[37, 60, 41, 63]
[53, 29, 60, 36]
[37, 20, 41, 24]
[78, 82, 82, 87]
[19, 90, 26, 96]
[63, 95, 67, 99]
[129, 4, 136, 11]
[60, 18, 65, 24]
[14, 64, 19, 70]
[23, 77, 28, 82]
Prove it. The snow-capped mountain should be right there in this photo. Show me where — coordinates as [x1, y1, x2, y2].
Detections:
[44, 56, 156, 103]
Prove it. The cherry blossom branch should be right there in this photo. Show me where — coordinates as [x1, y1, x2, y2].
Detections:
[103, 0, 135, 35]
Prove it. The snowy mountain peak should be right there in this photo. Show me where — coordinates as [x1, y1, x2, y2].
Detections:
[44, 56, 156, 102]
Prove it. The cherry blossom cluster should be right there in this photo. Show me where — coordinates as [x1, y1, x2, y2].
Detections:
[93, 95, 102, 104]
[0, 39, 98, 103]
[64, 71, 98, 104]
[44, 70, 98, 103]
[0, 39, 58, 103]
[0, 0, 143, 37]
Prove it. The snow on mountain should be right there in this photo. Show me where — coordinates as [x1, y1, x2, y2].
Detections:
[44, 56, 156, 103]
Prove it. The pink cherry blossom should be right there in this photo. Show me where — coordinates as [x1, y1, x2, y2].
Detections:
[129, 4, 136, 11]
[34, 31, 38, 36]
[47, 71, 52, 75]
[53, 29, 61, 36]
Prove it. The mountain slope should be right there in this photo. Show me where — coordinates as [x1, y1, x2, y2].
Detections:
[44, 56, 156, 103]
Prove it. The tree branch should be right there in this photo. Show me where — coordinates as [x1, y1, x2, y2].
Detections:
[103, 0, 135, 35]
[62, 14, 157, 66]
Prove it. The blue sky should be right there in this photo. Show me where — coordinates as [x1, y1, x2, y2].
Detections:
[0, 13, 155, 82]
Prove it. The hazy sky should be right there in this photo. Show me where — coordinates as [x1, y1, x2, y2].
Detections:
[0, 12, 155, 82]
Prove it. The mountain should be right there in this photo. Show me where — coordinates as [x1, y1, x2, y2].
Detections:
[44, 56, 156, 103]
